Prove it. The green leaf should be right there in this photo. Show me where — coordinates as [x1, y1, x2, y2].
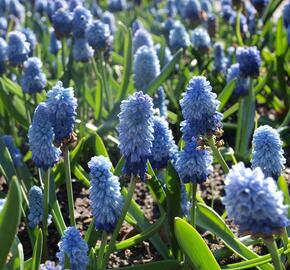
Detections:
[109, 260, 181, 270]
[31, 229, 43, 270]
[196, 203, 274, 270]
[0, 79, 29, 128]
[95, 133, 109, 158]
[0, 178, 22, 269]
[174, 217, 221, 270]
[1, 76, 23, 98]
[275, 17, 285, 56]
[218, 79, 236, 112]
[235, 10, 243, 46]
[0, 140, 17, 183]
[147, 49, 182, 96]
[223, 102, 239, 120]
[5, 237, 24, 270]
[165, 162, 181, 258]
[118, 24, 133, 102]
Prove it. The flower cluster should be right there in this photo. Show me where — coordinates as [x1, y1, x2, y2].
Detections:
[118, 91, 154, 180]
[174, 139, 213, 184]
[149, 116, 177, 170]
[21, 57, 47, 94]
[46, 81, 77, 144]
[28, 186, 43, 228]
[133, 28, 154, 53]
[57, 226, 89, 270]
[169, 22, 190, 51]
[213, 42, 227, 73]
[133, 45, 160, 92]
[153, 87, 168, 118]
[88, 156, 124, 232]
[191, 27, 211, 52]
[251, 125, 285, 180]
[180, 76, 223, 140]
[52, 8, 73, 39]
[223, 163, 289, 236]
[0, 37, 7, 74]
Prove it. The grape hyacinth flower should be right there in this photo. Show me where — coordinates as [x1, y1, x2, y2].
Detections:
[227, 63, 249, 96]
[108, 0, 126, 12]
[46, 81, 77, 144]
[149, 116, 177, 169]
[22, 28, 37, 56]
[153, 87, 168, 117]
[162, 17, 176, 36]
[52, 9, 73, 39]
[8, 0, 25, 23]
[229, 12, 248, 35]
[0, 37, 7, 74]
[181, 182, 190, 216]
[28, 103, 61, 170]
[35, 0, 48, 15]
[91, 2, 102, 18]
[72, 6, 92, 38]
[88, 156, 124, 232]
[213, 42, 227, 73]
[175, 139, 213, 184]
[132, 19, 143, 33]
[133, 45, 160, 92]
[57, 226, 89, 270]
[72, 38, 94, 62]
[118, 91, 154, 180]
[1, 135, 23, 167]
[21, 57, 47, 94]
[49, 31, 61, 55]
[180, 76, 223, 139]
[28, 186, 43, 228]
[251, 0, 269, 14]
[223, 163, 289, 236]
[7, 31, 30, 66]
[40, 261, 61, 270]
[183, 0, 201, 23]
[169, 22, 190, 51]
[47, 0, 67, 21]
[201, 0, 212, 13]
[207, 14, 217, 38]
[86, 20, 111, 52]
[236, 46, 261, 78]
[251, 125, 286, 180]
[68, 0, 83, 11]
[102, 11, 116, 35]
[227, 46, 235, 68]
[133, 28, 154, 54]
[166, 0, 177, 17]
[191, 27, 211, 52]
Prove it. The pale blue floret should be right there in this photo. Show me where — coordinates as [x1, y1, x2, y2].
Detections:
[72, 6, 92, 38]
[8, 0, 25, 22]
[162, 18, 176, 36]
[1, 135, 23, 167]
[149, 116, 177, 169]
[86, 20, 111, 52]
[28, 186, 43, 228]
[223, 163, 289, 235]
[102, 11, 116, 34]
[251, 125, 286, 180]
[108, 0, 126, 12]
[252, 0, 269, 13]
[181, 182, 190, 216]
[154, 44, 172, 66]
[236, 46, 261, 78]
[133, 45, 160, 92]
[174, 139, 213, 184]
[40, 261, 61, 270]
[201, 0, 212, 13]
[88, 156, 124, 232]
[72, 38, 94, 62]
[21, 57, 47, 94]
[213, 42, 227, 73]
[183, 0, 201, 22]
[118, 91, 154, 180]
[133, 28, 154, 53]
[166, 0, 177, 17]
[22, 28, 37, 56]
[169, 22, 190, 51]
[28, 103, 61, 170]
[191, 27, 211, 51]
[52, 9, 73, 39]
[57, 226, 89, 270]
[46, 81, 77, 143]
[7, 31, 30, 66]
[153, 87, 168, 117]
[0, 198, 5, 212]
[68, 0, 84, 11]
[226, 63, 249, 96]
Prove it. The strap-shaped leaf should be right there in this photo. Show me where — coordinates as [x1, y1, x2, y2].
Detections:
[174, 217, 221, 270]
[0, 178, 22, 269]
[31, 229, 43, 270]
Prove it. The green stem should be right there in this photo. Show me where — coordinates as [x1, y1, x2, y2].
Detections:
[97, 231, 108, 269]
[190, 183, 197, 228]
[97, 55, 110, 109]
[92, 57, 103, 121]
[42, 169, 50, 262]
[23, 93, 31, 124]
[101, 175, 136, 270]
[64, 147, 76, 227]
[264, 237, 283, 270]
[281, 228, 290, 263]
[207, 136, 230, 174]
[61, 39, 66, 74]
